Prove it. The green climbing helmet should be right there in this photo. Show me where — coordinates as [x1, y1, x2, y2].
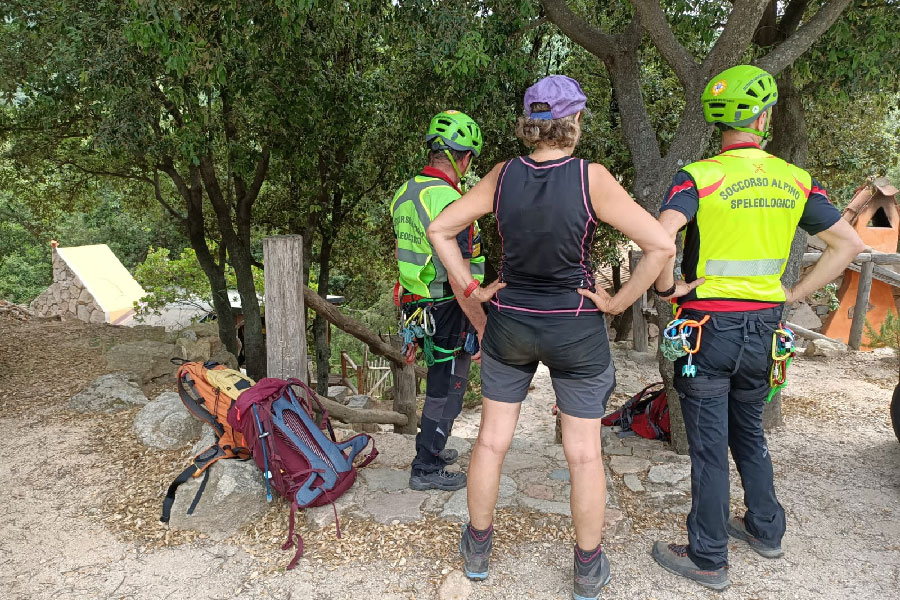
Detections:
[425, 110, 483, 157]
[702, 65, 778, 135]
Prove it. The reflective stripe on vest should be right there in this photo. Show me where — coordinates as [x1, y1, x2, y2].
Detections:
[682, 148, 811, 302]
[704, 258, 787, 277]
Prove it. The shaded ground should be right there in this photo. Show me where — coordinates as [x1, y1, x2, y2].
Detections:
[1, 314, 898, 599]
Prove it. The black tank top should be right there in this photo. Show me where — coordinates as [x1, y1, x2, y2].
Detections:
[493, 155, 600, 315]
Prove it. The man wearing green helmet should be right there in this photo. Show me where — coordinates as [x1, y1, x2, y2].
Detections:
[649, 65, 863, 589]
[389, 110, 488, 491]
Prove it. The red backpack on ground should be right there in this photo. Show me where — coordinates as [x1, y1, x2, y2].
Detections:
[228, 377, 378, 569]
[602, 382, 670, 441]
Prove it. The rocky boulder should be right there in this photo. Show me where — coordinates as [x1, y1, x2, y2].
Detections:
[209, 350, 240, 370]
[789, 302, 822, 331]
[106, 340, 177, 385]
[174, 337, 212, 362]
[133, 391, 203, 449]
[69, 373, 149, 414]
[805, 338, 848, 358]
[167, 457, 269, 540]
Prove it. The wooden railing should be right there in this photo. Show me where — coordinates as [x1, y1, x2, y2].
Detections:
[629, 249, 900, 352]
[264, 235, 419, 434]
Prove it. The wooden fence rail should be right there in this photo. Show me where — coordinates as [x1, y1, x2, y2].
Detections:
[630, 249, 900, 351]
[264, 235, 419, 433]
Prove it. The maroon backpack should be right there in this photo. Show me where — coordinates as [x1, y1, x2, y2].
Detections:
[601, 382, 670, 441]
[227, 377, 377, 568]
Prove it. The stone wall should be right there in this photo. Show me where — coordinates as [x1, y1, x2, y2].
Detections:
[30, 250, 106, 324]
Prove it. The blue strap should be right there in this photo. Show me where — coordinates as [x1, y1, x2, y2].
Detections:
[252, 404, 273, 502]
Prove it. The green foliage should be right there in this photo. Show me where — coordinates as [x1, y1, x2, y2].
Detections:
[133, 245, 264, 316]
[811, 282, 840, 312]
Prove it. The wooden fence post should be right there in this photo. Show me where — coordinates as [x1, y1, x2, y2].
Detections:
[629, 250, 648, 352]
[263, 235, 307, 381]
[391, 337, 418, 435]
[848, 260, 875, 350]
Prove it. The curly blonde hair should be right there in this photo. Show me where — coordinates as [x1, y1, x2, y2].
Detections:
[515, 103, 581, 148]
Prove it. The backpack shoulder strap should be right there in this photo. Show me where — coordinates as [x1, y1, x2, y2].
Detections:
[160, 444, 228, 523]
[176, 366, 225, 437]
[336, 433, 378, 469]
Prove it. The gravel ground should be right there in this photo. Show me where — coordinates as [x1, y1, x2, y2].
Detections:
[1, 315, 898, 599]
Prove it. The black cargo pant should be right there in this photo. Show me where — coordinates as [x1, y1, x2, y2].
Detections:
[411, 298, 473, 474]
[674, 306, 787, 570]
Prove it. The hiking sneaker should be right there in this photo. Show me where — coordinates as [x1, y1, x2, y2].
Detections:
[409, 468, 467, 491]
[651, 542, 729, 591]
[727, 516, 784, 558]
[573, 545, 611, 600]
[438, 448, 459, 465]
[459, 523, 493, 581]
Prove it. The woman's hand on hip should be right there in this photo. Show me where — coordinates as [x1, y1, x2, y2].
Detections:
[470, 279, 506, 303]
[577, 286, 622, 315]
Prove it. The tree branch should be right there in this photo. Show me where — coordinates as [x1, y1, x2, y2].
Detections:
[152, 170, 187, 223]
[630, 0, 700, 85]
[755, 0, 852, 75]
[247, 148, 271, 205]
[704, 0, 770, 75]
[780, 0, 809, 37]
[539, 0, 617, 60]
[55, 160, 151, 184]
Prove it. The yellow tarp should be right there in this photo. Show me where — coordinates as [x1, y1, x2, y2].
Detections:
[56, 244, 146, 324]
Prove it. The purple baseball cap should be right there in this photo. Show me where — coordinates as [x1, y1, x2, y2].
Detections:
[523, 75, 587, 120]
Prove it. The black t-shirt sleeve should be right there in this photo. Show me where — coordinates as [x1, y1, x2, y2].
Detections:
[456, 225, 474, 259]
[798, 178, 841, 235]
[660, 170, 699, 221]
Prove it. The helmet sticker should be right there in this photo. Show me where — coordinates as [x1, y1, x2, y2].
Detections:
[710, 80, 727, 96]
[752, 106, 760, 114]
[445, 109, 460, 114]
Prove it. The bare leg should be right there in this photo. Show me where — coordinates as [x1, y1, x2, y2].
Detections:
[466, 398, 522, 530]
[560, 412, 605, 550]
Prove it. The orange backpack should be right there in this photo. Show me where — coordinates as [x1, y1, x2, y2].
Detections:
[160, 360, 255, 523]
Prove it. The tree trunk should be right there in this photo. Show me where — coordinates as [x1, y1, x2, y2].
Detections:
[229, 244, 266, 380]
[314, 235, 336, 396]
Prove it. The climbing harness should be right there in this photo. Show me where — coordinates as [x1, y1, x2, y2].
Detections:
[767, 325, 795, 402]
[398, 295, 461, 367]
[661, 309, 710, 377]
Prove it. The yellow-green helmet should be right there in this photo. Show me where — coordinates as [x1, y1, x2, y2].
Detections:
[425, 110, 483, 157]
[702, 65, 778, 135]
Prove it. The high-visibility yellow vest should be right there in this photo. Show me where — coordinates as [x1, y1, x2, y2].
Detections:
[390, 175, 485, 298]
[681, 147, 812, 302]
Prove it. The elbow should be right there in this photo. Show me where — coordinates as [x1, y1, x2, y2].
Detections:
[653, 240, 677, 261]
[426, 223, 439, 244]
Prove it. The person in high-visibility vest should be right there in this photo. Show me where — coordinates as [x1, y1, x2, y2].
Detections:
[631, 65, 864, 590]
[427, 75, 675, 599]
[390, 110, 489, 492]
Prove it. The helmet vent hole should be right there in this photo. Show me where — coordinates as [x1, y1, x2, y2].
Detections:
[737, 103, 750, 110]
[708, 102, 726, 109]
[746, 88, 759, 98]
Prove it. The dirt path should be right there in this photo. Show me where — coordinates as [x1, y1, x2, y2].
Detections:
[1, 316, 898, 599]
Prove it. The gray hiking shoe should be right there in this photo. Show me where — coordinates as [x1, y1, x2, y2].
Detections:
[573, 545, 611, 600]
[651, 542, 729, 591]
[459, 523, 492, 581]
[438, 448, 459, 465]
[409, 468, 466, 491]
[727, 516, 784, 558]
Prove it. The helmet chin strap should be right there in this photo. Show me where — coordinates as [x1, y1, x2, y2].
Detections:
[731, 109, 772, 141]
[443, 148, 469, 188]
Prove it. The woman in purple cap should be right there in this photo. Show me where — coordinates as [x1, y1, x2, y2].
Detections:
[427, 75, 674, 598]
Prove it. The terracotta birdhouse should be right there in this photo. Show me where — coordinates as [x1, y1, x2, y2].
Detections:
[821, 177, 900, 348]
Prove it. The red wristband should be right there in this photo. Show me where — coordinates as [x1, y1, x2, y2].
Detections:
[463, 281, 480, 298]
